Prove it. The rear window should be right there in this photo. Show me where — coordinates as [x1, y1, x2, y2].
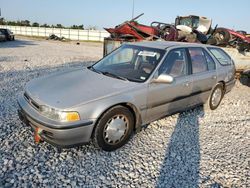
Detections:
[208, 48, 232, 65]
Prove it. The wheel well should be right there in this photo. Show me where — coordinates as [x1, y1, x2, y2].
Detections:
[120, 103, 138, 129]
[91, 103, 141, 138]
[218, 81, 226, 93]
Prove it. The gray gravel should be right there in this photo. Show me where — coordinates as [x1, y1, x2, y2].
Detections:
[0, 38, 249, 187]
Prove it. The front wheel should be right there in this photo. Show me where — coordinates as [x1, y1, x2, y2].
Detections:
[93, 106, 134, 151]
[206, 83, 224, 110]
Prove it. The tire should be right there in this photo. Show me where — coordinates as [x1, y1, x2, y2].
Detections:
[93, 106, 134, 151]
[213, 28, 231, 46]
[205, 83, 224, 110]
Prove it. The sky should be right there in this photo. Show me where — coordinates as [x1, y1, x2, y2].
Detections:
[0, 0, 249, 32]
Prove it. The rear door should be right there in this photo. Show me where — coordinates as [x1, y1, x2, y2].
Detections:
[146, 48, 193, 122]
[187, 47, 217, 106]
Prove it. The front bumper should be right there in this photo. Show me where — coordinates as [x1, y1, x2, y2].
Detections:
[17, 95, 95, 148]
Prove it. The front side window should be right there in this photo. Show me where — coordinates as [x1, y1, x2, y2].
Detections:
[189, 48, 208, 74]
[92, 45, 165, 82]
[208, 48, 232, 65]
[158, 48, 188, 78]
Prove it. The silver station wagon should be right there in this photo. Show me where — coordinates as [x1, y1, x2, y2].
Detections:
[18, 41, 236, 151]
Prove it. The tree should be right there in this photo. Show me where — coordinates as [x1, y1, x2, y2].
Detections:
[0, 17, 5, 25]
[32, 22, 39, 27]
[70, 25, 78, 29]
[20, 20, 30, 26]
[70, 24, 84, 30]
[40, 23, 50, 28]
[78, 25, 84, 30]
[56, 24, 63, 28]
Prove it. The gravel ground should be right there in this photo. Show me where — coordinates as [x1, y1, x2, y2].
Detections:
[0, 38, 249, 187]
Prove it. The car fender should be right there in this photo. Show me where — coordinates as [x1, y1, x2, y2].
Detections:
[72, 85, 148, 129]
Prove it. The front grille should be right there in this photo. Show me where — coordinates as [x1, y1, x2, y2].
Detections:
[24, 92, 40, 110]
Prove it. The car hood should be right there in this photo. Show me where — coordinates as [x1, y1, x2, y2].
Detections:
[25, 68, 137, 109]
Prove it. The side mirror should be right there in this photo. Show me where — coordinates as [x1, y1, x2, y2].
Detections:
[152, 74, 174, 84]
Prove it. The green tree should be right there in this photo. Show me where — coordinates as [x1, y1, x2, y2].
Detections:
[32, 22, 39, 27]
[70, 24, 84, 29]
[56, 24, 63, 28]
[0, 17, 6, 25]
[20, 20, 30, 26]
[40, 23, 50, 28]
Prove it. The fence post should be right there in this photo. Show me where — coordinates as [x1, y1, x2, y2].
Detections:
[78, 29, 79, 41]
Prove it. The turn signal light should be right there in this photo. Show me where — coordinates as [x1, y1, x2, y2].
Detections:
[66, 112, 80, 122]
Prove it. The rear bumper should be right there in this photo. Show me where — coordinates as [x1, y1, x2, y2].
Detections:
[17, 95, 95, 148]
[225, 79, 236, 93]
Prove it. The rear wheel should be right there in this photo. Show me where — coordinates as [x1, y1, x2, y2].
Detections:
[206, 83, 224, 110]
[93, 106, 134, 151]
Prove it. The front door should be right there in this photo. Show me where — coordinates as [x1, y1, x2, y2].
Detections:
[146, 48, 193, 123]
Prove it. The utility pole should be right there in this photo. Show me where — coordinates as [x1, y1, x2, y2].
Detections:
[132, 0, 135, 19]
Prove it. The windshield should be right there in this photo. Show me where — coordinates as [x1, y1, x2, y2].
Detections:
[179, 17, 192, 27]
[92, 44, 165, 82]
[179, 17, 199, 29]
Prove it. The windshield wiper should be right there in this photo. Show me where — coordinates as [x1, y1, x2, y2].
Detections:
[88, 66, 102, 74]
[88, 67, 128, 81]
[102, 71, 128, 81]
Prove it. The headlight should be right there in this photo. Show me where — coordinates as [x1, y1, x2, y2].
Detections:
[40, 106, 80, 122]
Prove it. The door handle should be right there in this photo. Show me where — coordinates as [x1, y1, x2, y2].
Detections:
[212, 75, 217, 79]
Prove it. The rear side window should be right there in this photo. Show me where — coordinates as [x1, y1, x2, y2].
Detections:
[208, 48, 232, 65]
[203, 50, 216, 70]
[188, 48, 208, 74]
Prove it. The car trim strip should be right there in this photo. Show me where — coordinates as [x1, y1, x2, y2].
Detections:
[146, 88, 211, 110]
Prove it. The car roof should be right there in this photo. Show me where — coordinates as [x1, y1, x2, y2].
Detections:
[129, 41, 218, 50]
